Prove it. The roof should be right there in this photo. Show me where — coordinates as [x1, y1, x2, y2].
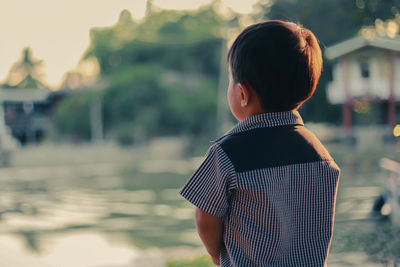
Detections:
[0, 88, 52, 103]
[325, 34, 400, 60]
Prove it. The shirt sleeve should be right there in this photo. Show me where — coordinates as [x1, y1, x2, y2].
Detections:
[179, 143, 236, 217]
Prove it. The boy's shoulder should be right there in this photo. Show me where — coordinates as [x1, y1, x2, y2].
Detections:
[216, 125, 333, 172]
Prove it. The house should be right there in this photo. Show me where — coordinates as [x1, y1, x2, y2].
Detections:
[0, 88, 65, 144]
[0, 86, 104, 145]
[325, 34, 400, 138]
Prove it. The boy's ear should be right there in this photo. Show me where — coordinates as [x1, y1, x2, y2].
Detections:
[238, 83, 250, 107]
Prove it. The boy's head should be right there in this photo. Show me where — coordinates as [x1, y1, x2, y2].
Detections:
[227, 20, 322, 113]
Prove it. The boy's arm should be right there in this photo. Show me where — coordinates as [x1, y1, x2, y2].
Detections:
[195, 208, 223, 266]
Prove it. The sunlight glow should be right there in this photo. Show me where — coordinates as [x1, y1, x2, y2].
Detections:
[0, 0, 147, 89]
[393, 124, 400, 137]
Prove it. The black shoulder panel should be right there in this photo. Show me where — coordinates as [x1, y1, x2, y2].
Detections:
[219, 125, 332, 172]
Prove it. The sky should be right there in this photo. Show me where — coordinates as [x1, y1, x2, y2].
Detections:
[0, 0, 258, 89]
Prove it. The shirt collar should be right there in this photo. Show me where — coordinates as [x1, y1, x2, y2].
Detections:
[219, 110, 304, 140]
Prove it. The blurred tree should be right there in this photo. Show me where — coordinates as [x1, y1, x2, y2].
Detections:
[54, 4, 228, 141]
[53, 91, 98, 140]
[83, 6, 223, 77]
[256, 0, 400, 123]
[258, 0, 400, 45]
[2, 47, 47, 89]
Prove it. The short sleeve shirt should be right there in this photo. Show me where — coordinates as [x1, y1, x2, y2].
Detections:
[180, 111, 340, 267]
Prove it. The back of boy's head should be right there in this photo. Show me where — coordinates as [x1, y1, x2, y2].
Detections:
[227, 20, 322, 112]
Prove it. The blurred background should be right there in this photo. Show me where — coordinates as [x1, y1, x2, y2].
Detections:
[0, 0, 400, 266]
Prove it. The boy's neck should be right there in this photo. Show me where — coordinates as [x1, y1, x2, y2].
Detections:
[237, 97, 265, 122]
[239, 108, 298, 122]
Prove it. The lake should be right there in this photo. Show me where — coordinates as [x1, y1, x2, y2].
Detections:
[0, 128, 399, 266]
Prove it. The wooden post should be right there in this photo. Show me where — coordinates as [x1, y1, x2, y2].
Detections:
[389, 54, 396, 131]
[343, 102, 352, 137]
[342, 59, 352, 138]
[90, 96, 104, 142]
[0, 101, 6, 137]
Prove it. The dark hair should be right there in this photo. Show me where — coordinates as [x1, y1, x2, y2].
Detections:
[227, 20, 322, 112]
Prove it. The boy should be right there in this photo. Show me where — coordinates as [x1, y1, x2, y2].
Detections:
[180, 20, 340, 266]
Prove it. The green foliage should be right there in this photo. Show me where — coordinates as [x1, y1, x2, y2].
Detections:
[167, 256, 214, 267]
[260, 0, 399, 46]
[54, 5, 221, 141]
[102, 64, 217, 140]
[102, 64, 166, 140]
[53, 91, 99, 140]
[84, 5, 223, 77]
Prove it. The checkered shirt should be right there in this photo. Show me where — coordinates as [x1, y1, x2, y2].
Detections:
[180, 111, 340, 266]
